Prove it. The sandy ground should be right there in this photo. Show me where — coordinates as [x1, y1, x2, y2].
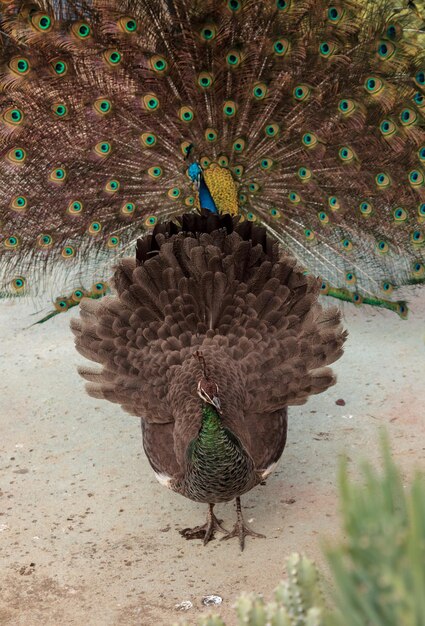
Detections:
[0, 290, 424, 626]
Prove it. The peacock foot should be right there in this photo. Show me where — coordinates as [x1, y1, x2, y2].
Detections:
[180, 503, 229, 545]
[221, 496, 265, 551]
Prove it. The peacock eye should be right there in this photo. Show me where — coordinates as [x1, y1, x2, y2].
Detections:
[104, 50, 122, 66]
[264, 123, 280, 137]
[53, 103, 68, 117]
[50, 167, 66, 182]
[7, 148, 27, 164]
[328, 196, 340, 210]
[72, 22, 91, 39]
[409, 169, 424, 187]
[359, 201, 373, 216]
[393, 207, 407, 222]
[260, 158, 273, 171]
[200, 156, 210, 168]
[298, 166, 312, 181]
[141, 132, 157, 148]
[11, 276, 26, 292]
[232, 138, 246, 153]
[88, 221, 102, 234]
[226, 50, 242, 68]
[302, 132, 318, 148]
[67, 200, 83, 215]
[327, 6, 345, 23]
[418, 203, 425, 219]
[94, 141, 112, 157]
[121, 201, 135, 215]
[168, 187, 181, 199]
[249, 182, 260, 193]
[319, 41, 337, 58]
[276, 0, 291, 11]
[318, 211, 329, 224]
[223, 100, 238, 117]
[246, 212, 257, 222]
[270, 208, 280, 218]
[185, 196, 195, 206]
[178, 106, 194, 122]
[293, 84, 311, 101]
[148, 166, 163, 179]
[380, 119, 397, 137]
[218, 155, 229, 167]
[338, 99, 356, 115]
[253, 82, 268, 100]
[288, 191, 301, 204]
[61, 245, 75, 258]
[304, 228, 316, 242]
[320, 280, 330, 294]
[205, 128, 218, 142]
[72, 289, 84, 301]
[418, 147, 425, 162]
[400, 108, 417, 126]
[5, 236, 20, 249]
[273, 38, 290, 57]
[341, 238, 353, 251]
[227, 0, 241, 13]
[105, 179, 120, 193]
[338, 146, 355, 162]
[107, 235, 120, 248]
[377, 40, 396, 60]
[414, 70, 425, 87]
[143, 93, 160, 111]
[93, 98, 112, 115]
[51, 60, 68, 76]
[145, 216, 158, 227]
[375, 172, 391, 188]
[345, 272, 357, 285]
[92, 282, 107, 293]
[150, 55, 168, 75]
[376, 240, 389, 254]
[118, 17, 138, 33]
[364, 76, 384, 94]
[9, 57, 30, 75]
[30, 13, 53, 32]
[2, 107, 24, 126]
[232, 165, 244, 177]
[382, 281, 393, 293]
[11, 195, 28, 211]
[200, 24, 216, 41]
[412, 261, 425, 278]
[37, 234, 53, 247]
[238, 193, 247, 205]
[197, 72, 214, 89]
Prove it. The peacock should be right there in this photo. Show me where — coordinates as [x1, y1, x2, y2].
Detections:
[0, 0, 424, 547]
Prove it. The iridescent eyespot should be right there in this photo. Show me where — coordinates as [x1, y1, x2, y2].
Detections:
[226, 50, 242, 68]
[68, 200, 83, 214]
[200, 25, 216, 41]
[264, 123, 280, 137]
[178, 106, 194, 122]
[93, 98, 112, 115]
[9, 57, 30, 75]
[249, 182, 260, 193]
[121, 202, 135, 215]
[181, 141, 192, 157]
[88, 221, 102, 234]
[341, 238, 353, 251]
[168, 187, 181, 199]
[94, 141, 112, 157]
[382, 281, 394, 294]
[7, 148, 26, 163]
[393, 207, 407, 222]
[412, 261, 425, 278]
[92, 282, 107, 294]
[293, 84, 311, 101]
[418, 147, 425, 162]
[239, 193, 247, 205]
[205, 128, 218, 142]
[302, 132, 318, 148]
[62, 245, 75, 258]
[104, 50, 122, 66]
[304, 228, 316, 242]
[320, 280, 330, 294]
[185, 196, 195, 206]
[327, 6, 345, 23]
[318, 211, 329, 224]
[11, 195, 27, 211]
[328, 196, 340, 211]
[380, 119, 397, 137]
[414, 70, 425, 87]
[143, 93, 160, 111]
[289, 191, 301, 204]
[418, 203, 425, 221]
[375, 172, 391, 188]
[145, 216, 158, 227]
[338, 99, 356, 115]
[11, 276, 26, 292]
[197, 72, 214, 89]
[246, 212, 256, 222]
[232, 165, 244, 177]
[339, 146, 355, 162]
[276, 0, 291, 12]
[148, 166, 163, 178]
[118, 17, 138, 33]
[150, 55, 168, 75]
[298, 166, 312, 181]
[232, 138, 246, 153]
[30, 13, 53, 32]
[413, 92, 425, 108]
[218, 155, 229, 167]
[270, 208, 280, 218]
[51, 60, 68, 76]
[227, 0, 241, 13]
[37, 234, 53, 248]
[200, 157, 210, 168]
[400, 108, 417, 126]
[396, 303, 408, 319]
[223, 100, 238, 117]
[359, 201, 373, 216]
[319, 42, 336, 58]
[53, 103, 68, 117]
[50, 167, 66, 182]
[409, 169, 424, 187]
[273, 38, 290, 57]
[71, 289, 85, 302]
[72, 22, 91, 39]
[345, 272, 356, 285]
[377, 40, 395, 60]
[352, 293, 363, 305]
[260, 158, 273, 171]
[386, 23, 402, 41]
[140, 132, 157, 148]
[364, 76, 384, 94]
[55, 298, 69, 312]
[376, 240, 389, 254]
[253, 82, 268, 100]
[2, 107, 24, 126]
[107, 235, 120, 248]
[4, 236, 20, 249]
[105, 179, 120, 193]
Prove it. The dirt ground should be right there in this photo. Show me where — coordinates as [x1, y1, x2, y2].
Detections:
[0, 290, 424, 626]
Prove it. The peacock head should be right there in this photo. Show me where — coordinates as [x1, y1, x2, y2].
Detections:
[194, 351, 221, 413]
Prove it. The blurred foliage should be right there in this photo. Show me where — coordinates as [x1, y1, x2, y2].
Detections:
[178, 434, 425, 626]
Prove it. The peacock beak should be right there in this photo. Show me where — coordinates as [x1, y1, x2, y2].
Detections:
[212, 395, 221, 412]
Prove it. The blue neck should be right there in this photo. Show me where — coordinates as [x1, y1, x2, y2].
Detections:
[188, 162, 218, 214]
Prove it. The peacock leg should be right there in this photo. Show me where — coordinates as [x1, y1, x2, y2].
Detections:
[180, 503, 229, 545]
[221, 497, 265, 551]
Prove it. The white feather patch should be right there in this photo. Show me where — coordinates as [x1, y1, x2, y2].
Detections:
[154, 472, 172, 488]
[261, 461, 278, 480]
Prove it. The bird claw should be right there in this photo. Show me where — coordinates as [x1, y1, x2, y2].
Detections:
[180, 513, 228, 545]
[221, 522, 265, 551]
